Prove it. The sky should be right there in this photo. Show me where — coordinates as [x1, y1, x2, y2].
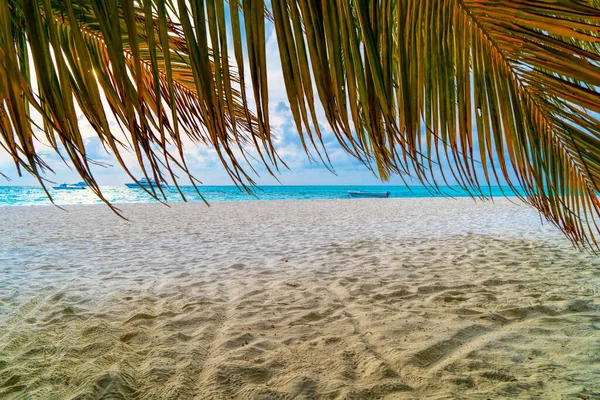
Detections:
[0, 9, 497, 188]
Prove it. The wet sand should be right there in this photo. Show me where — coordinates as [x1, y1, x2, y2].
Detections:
[0, 198, 599, 399]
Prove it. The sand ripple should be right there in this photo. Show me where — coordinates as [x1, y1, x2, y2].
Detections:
[0, 199, 599, 399]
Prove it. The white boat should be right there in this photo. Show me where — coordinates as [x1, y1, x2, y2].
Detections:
[52, 182, 88, 190]
[125, 177, 159, 189]
[348, 190, 391, 198]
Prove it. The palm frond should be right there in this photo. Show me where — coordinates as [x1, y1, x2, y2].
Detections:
[3, 0, 600, 248]
[270, 0, 600, 248]
[1, 0, 269, 208]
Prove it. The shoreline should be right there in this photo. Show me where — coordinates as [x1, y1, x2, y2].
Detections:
[0, 194, 524, 208]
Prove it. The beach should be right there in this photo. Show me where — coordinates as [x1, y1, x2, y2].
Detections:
[1, 198, 599, 399]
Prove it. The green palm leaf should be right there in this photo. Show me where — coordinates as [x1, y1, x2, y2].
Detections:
[3, 0, 600, 248]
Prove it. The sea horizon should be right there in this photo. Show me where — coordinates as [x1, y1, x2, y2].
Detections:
[0, 184, 523, 207]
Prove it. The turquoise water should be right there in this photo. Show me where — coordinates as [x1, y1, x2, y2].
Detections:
[0, 185, 520, 206]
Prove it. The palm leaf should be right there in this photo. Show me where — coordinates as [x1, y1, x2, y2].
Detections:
[3, 0, 600, 248]
[268, 0, 600, 248]
[1, 0, 269, 209]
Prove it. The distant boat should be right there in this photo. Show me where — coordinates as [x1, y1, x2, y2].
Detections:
[52, 182, 88, 190]
[125, 177, 159, 189]
[348, 190, 391, 198]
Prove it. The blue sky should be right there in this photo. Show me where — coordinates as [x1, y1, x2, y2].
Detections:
[0, 12, 501, 188]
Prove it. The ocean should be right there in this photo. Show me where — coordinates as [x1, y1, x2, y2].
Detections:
[0, 185, 521, 206]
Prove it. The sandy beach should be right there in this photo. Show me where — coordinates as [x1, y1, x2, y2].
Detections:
[0, 198, 599, 399]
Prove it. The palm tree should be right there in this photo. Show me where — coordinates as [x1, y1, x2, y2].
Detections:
[2, 0, 600, 248]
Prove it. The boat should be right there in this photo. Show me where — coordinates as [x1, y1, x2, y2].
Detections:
[348, 190, 391, 198]
[125, 177, 159, 189]
[52, 182, 88, 190]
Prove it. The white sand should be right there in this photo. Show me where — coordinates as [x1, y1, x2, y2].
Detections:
[0, 198, 599, 399]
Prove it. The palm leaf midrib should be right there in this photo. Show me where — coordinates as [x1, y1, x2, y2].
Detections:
[458, 0, 597, 193]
